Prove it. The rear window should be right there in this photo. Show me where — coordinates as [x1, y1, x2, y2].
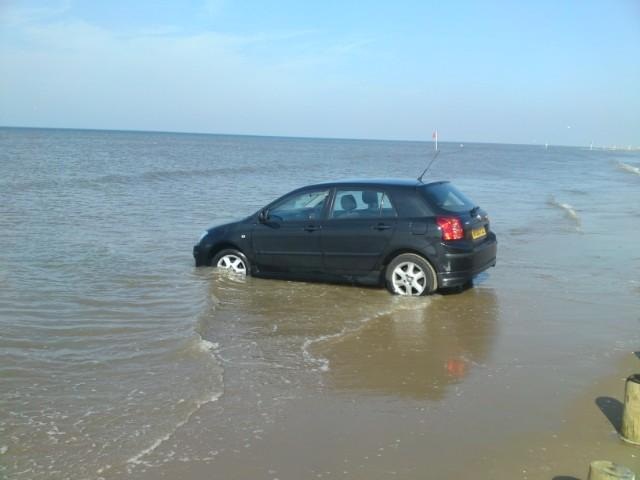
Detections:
[420, 182, 475, 213]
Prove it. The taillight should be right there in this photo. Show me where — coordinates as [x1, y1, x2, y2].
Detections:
[436, 216, 464, 241]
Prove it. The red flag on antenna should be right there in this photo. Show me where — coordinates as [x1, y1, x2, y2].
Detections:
[432, 130, 437, 139]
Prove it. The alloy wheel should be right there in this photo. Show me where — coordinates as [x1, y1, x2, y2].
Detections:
[216, 254, 247, 275]
[391, 261, 427, 296]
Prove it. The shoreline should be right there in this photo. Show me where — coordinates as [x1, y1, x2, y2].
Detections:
[127, 348, 640, 480]
[126, 283, 640, 480]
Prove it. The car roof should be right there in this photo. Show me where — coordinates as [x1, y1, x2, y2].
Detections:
[305, 178, 449, 189]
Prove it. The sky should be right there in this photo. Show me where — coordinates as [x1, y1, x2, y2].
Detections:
[0, 0, 639, 146]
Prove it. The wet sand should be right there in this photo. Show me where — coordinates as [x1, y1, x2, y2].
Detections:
[125, 274, 640, 480]
[456, 351, 640, 479]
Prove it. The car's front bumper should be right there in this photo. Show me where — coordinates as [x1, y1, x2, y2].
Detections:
[437, 233, 497, 288]
[193, 244, 210, 267]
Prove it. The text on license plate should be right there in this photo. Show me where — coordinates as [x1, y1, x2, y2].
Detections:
[471, 226, 486, 240]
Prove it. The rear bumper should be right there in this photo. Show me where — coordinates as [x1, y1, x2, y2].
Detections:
[436, 234, 497, 288]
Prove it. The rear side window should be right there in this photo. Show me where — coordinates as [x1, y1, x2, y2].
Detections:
[420, 183, 475, 213]
[330, 189, 397, 219]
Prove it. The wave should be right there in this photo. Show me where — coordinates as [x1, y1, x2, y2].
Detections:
[126, 334, 223, 470]
[122, 268, 227, 473]
[302, 329, 348, 372]
[302, 297, 432, 373]
[1, 165, 259, 193]
[617, 161, 640, 176]
[563, 188, 589, 196]
[508, 226, 534, 237]
[548, 195, 581, 230]
[95, 166, 258, 186]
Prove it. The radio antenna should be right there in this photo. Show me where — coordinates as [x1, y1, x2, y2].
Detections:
[417, 149, 440, 183]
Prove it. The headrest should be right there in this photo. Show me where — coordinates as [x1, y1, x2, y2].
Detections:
[362, 190, 378, 206]
[341, 194, 357, 211]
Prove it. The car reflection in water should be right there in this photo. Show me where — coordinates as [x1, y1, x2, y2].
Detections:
[312, 286, 499, 400]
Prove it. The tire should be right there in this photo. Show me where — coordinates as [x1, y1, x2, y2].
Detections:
[385, 253, 437, 296]
[211, 249, 250, 276]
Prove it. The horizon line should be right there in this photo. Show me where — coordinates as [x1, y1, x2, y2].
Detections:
[0, 124, 632, 150]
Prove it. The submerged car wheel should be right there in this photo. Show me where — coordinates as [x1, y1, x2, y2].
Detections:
[385, 253, 437, 296]
[212, 249, 250, 276]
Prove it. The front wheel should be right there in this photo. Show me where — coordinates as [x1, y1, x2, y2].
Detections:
[385, 253, 437, 296]
[211, 249, 250, 276]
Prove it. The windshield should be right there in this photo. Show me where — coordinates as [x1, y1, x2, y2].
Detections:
[420, 182, 476, 213]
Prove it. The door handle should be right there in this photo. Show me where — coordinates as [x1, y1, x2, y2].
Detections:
[372, 223, 391, 231]
[304, 225, 321, 232]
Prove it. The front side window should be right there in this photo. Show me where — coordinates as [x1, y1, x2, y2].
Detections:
[269, 189, 329, 222]
[330, 189, 397, 219]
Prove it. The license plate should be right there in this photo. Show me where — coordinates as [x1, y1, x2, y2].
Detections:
[471, 226, 486, 240]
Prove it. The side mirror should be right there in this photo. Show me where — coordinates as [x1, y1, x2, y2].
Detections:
[258, 209, 268, 223]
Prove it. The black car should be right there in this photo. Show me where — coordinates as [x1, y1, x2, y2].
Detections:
[193, 179, 497, 296]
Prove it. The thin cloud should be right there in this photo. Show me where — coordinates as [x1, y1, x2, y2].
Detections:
[0, 0, 71, 26]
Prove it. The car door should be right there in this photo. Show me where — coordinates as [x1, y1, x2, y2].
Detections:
[321, 188, 398, 273]
[251, 188, 330, 273]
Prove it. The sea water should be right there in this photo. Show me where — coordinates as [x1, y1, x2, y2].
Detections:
[1, 128, 639, 478]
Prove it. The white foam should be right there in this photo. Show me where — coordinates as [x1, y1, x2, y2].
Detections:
[548, 195, 581, 229]
[127, 431, 174, 467]
[126, 390, 222, 469]
[197, 338, 219, 352]
[618, 161, 640, 176]
[559, 202, 579, 221]
[302, 330, 348, 372]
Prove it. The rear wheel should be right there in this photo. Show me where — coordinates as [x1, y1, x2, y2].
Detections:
[385, 253, 437, 296]
[212, 249, 250, 276]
